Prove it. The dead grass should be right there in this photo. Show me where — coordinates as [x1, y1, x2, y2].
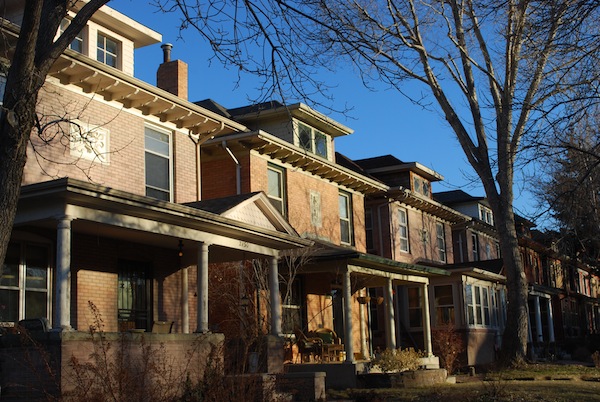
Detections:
[328, 364, 600, 402]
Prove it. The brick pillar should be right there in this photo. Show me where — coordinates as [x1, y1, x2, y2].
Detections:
[157, 44, 188, 100]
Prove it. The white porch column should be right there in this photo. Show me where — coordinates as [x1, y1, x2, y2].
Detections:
[546, 297, 555, 343]
[196, 242, 209, 333]
[527, 302, 533, 343]
[421, 283, 433, 356]
[343, 271, 355, 362]
[359, 289, 369, 359]
[384, 278, 396, 349]
[269, 256, 282, 336]
[54, 216, 73, 330]
[182, 265, 189, 333]
[534, 295, 544, 342]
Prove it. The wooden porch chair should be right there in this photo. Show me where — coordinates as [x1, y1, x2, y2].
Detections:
[293, 327, 323, 362]
[315, 328, 344, 361]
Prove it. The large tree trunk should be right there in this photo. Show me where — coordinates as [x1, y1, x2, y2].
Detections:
[488, 194, 529, 366]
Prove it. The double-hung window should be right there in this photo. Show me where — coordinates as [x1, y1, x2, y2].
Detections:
[97, 33, 118, 68]
[471, 233, 479, 261]
[59, 19, 84, 53]
[267, 164, 287, 216]
[339, 191, 353, 245]
[145, 126, 172, 201]
[434, 285, 455, 325]
[436, 222, 446, 262]
[408, 287, 423, 328]
[398, 208, 409, 252]
[0, 242, 50, 324]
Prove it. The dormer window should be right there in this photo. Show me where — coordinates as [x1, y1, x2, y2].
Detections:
[479, 205, 494, 226]
[59, 19, 84, 53]
[97, 33, 119, 68]
[297, 122, 328, 158]
[413, 176, 430, 197]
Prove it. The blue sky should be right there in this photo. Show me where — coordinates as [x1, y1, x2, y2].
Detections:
[109, 0, 537, 220]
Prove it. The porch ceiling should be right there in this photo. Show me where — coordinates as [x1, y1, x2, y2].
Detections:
[15, 178, 312, 260]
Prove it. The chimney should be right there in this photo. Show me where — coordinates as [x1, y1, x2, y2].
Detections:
[156, 43, 188, 100]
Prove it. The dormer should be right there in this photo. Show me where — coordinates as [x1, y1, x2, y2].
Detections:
[226, 101, 353, 163]
[3, 1, 161, 76]
[354, 155, 443, 199]
[434, 190, 495, 226]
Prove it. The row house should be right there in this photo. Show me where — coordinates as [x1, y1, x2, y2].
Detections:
[0, 3, 314, 397]
[196, 102, 447, 386]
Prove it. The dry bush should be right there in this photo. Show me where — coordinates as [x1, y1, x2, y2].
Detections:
[372, 348, 423, 373]
[432, 323, 464, 375]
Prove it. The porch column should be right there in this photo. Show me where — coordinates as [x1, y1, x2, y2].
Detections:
[421, 283, 433, 356]
[534, 295, 544, 342]
[54, 216, 73, 330]
[527, 302, 533, 343]
[196, 242, 209, 333]
[359, 289, 369, 359]
[269, 256, 282, 336]
[384, 278, 396, 349]
[546, 297, 555, 343]
[182, 265, 189, 333]
[343, 271, 355, 362]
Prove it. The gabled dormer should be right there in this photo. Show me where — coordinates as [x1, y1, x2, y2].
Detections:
[354, 155, 443, 199]
[225, 101, 353, 163]
[3, 1, 161, 76]
[434, 190, 495, 226]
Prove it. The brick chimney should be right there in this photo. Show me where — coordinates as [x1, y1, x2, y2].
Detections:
[156, 43, 188, 100]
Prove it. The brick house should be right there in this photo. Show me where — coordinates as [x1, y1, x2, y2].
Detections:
[0, 3, 313, 398]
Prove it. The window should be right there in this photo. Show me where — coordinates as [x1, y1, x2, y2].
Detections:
[495, 242, 501, 258]
[471, 233, 479, 261]
[436, 222, 446, 262]
[267, 164, 287, 216]
[339, 191, 353, 245]
[297, 122, 328, 158]
[0, 242, 50, 323]
[408, 287, 423, 328]
[0, 74, 6, 105]
[466, 284, 504, 328]
[281, 279, 303, 335]
[97, 33, 118, 67]
[478, 205, 494, 226]
[413, 176, 431, 197]
[145, 126, 171, 201]
[59, 19, 84, 53]
[434, 285, 455, 325]
[398, 208, 409, 252]
[365, 208, 374, 251]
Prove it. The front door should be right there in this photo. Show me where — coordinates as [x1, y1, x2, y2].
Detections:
[118, 259, 152, 331]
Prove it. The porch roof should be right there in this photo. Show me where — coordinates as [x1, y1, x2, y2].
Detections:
[299, 242, 450, 282]
[15, 178, 312, 260]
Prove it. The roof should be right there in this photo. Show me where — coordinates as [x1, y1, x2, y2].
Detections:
[194, 99, 232, 119]
[185, 192, 260, 215]
[444, 259, 504, 275]
[434, 190, 485, 205]
[354, 155, 443, 182]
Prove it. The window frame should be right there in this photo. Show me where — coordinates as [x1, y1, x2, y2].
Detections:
[339, 191, 354, 245]
[60, 18, 85, 53]
[267, 163, 287, 217]
[0, 241, 51, 325]
[434, 284, 455, 325]
[398, 208, 409, 253]
[144, 125, 172, 202]
[296, 121, 328, 159]
[471, 233, 479, 261]
[435, 222, 446, 262]
[407, 286, 423, 328]
[97, 32, 119, 68]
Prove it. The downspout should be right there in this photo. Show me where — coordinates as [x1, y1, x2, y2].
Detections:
[222, 140, 241, 195]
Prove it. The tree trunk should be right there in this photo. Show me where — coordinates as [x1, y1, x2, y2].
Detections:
[488, 194, 529, 366]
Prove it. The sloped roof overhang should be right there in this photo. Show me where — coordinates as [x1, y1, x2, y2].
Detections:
[385, 187, 471, 224]
[204, 131, 389, 195]
[233, 102, 353, 138]
[15, 178, 312, 258]
[0, 17, 246, 140]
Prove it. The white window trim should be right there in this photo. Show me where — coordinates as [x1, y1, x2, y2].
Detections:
[296, 121, 328, 159]
[97, 32, 120, 68]
[398, 208, 409, 253]
[144, 124, 173, 202]
[339, 191, 353, 245]
[267, 163, 287, 217]
[436, 222, 446, 262]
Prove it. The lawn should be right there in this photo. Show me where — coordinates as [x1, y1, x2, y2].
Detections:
[327, 364, 600, 402]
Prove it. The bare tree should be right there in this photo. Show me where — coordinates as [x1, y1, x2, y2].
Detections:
[155, 0, 600, 365]
[0, 0, 110, 278]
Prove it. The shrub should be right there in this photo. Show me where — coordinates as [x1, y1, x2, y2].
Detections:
[432, 323, 464, 375]
[372, 348, 422, 373]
